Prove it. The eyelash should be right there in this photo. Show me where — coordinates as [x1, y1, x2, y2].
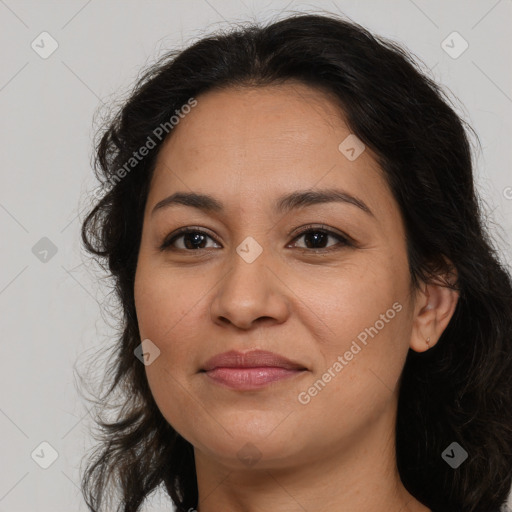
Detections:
[158, 224, 354, 254]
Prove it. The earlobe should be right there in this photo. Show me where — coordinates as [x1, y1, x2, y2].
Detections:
[409, 269, 460, 353]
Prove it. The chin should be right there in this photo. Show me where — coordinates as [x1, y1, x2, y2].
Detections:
[191, 426, 307, 471]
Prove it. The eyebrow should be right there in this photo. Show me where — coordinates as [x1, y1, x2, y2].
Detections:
[151, 188, 374, 218]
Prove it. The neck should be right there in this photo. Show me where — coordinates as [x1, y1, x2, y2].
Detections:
[193, 403, 430, 512]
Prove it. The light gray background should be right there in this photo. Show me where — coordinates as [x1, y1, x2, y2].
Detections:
[1, 1, 511, 511]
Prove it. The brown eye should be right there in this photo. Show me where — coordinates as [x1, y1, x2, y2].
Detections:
[159, 229, 220, 251]
[288, 226, 352, 252]
[159, 225, 353, 253]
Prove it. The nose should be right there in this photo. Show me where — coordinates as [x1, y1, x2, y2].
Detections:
[209, 247, 291, 330]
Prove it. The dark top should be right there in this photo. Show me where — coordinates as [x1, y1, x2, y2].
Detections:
[431, 506, 507, 512]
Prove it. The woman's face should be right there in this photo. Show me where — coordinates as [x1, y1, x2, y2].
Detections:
[134, 82, 424, 470]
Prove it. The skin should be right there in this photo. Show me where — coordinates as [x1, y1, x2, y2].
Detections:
[134, 82, 459, 512]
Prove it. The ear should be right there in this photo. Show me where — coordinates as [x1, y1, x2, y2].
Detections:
[410, 261, 460, 353]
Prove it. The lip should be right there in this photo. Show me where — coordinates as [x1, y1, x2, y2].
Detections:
[200, 349, 308, 390]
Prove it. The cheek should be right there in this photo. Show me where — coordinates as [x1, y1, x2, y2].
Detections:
[295, 252, 412, 410]
[134, 264, 207, 441]
[134, 259, 208, 343]
[297, 248, 409, 348]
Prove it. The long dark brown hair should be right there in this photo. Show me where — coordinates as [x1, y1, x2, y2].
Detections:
[79, 11, 512, 512]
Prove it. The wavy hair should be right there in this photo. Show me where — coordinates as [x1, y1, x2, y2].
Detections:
[79, 11, 512, 512]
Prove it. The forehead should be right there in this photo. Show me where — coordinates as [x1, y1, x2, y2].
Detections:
[166, 82, 348, 155]
[147, 83, 394, 220]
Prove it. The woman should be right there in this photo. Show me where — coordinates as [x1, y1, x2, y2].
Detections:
[80, 11, 512, 512]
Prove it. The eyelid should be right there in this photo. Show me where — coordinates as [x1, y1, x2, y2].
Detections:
[288, 223, 355, 245]
[159, 226, 219, 251]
